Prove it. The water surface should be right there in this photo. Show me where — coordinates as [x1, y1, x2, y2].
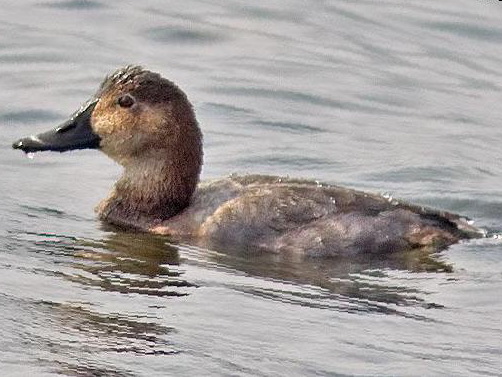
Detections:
[1, 1, 501, 376]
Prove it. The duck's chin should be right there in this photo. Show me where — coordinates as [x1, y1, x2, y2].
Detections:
[97, 144, 128, 166]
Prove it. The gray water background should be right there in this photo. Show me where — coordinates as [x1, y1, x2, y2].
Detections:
[1, 0, 501, 376]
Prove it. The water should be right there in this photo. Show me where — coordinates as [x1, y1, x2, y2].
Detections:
[1, 1, 501, 376]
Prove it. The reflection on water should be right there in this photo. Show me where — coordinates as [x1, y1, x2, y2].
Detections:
[5, 230, 187, 375]
[70, 230, 194, 297]
[18, 224, 454, 322]
[183, 242, 452, 318]
[14, 227, 452, 313]
[2, 209, 499, 375]
[16, 229, 195, 297]
[39, 301, 178, 376]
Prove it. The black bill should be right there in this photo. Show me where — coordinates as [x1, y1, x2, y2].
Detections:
[12, 99, 101, 153]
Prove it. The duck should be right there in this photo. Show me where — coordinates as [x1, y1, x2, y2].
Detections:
[12, 66, 483, 256]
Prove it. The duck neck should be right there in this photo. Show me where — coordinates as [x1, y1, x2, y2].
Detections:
[98, 149, 202, 229]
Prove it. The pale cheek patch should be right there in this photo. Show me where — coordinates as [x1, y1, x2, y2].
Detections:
[92, 98, 138, 135]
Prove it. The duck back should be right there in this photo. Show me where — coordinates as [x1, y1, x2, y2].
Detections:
[161, 175, 481, 256]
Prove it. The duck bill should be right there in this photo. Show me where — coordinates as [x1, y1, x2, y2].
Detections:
[12, 100, 101, 153]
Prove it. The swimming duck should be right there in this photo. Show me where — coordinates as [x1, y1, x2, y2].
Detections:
[12, 66, 482, 256]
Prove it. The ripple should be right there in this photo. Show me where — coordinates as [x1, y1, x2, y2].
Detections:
[425, 21, 502, 42]
[202, 102, 255, 116]
[325, 3, 385, 28]
[210, 86, 405, 116]
[143, 27, 227, 45]
[31, 301, 178, 376]
[363, 166, 466, 184]
[0, 51, 70, 64]
[236, 5, 306, 22]
[0, 109, 61, 124]
[253, 120, 326, 134]
[236, 154, 332, 169]
[39, 0, 106, 10]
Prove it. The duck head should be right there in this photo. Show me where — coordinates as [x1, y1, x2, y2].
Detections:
[13, 66, 203, 224]
[13, 65, 203, 169]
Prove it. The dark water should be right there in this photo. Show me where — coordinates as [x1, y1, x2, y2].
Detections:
[1, 1, 502, 376]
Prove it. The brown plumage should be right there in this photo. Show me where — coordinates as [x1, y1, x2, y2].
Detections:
[12, 66, 483, 256]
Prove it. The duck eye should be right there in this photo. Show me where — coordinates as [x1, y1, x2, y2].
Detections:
[117, 94, 135, 108]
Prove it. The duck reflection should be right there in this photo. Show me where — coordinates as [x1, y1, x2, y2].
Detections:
[13, 226, 452, 376]
[21, 226, 450, 315]
[68, 227, 196, 297]
[194, 241, 451, 317]
[19, 229, 187, 375]
[50, 227, 451, 314]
